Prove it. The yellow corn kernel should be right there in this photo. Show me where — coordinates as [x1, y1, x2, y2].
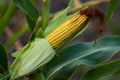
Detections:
[45, 14, 88, 48]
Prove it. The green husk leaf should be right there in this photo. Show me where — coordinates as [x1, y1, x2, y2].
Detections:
[10, 38, 55, 79]
[12, 43, 29, 58]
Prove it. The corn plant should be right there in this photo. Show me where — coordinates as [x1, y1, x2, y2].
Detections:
[0, 0, 120, 80]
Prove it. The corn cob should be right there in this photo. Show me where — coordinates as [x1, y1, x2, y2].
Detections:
[45, 13, 88, 48]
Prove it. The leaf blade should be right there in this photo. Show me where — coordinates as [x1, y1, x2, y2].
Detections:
[41, 0, 50, 31]
[43, 36, 120, 80]
[106, 0, 119, 23]
[13, 0, 39, 32]
[0, 43, 8, 74]
[81, 59, 120, 80]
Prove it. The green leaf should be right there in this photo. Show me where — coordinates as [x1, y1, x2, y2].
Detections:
[0, 71, 11, 80]
[13, 0, 39, 32]
[114, 68, 120, 75]
[69, 65, 90, 80]
[0, 1, 18, 35]
[81, 59, 120, 80]
[46, 62, 78, 80]
[46, 62, 89, 80]
[0, 43, 8, 74]
[4, 24, 28, 51]
[13, 0, 39, 21]
[43, 36, 120, 80]
[115, 69, 120, 75]
[41, 0, 50, 31]
[10, 38, 55, 79]
[0, 0, 8, 18]
[106, 0, 119, 23]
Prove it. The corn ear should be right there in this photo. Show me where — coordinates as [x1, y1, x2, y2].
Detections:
[45, 14, 88, 48]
